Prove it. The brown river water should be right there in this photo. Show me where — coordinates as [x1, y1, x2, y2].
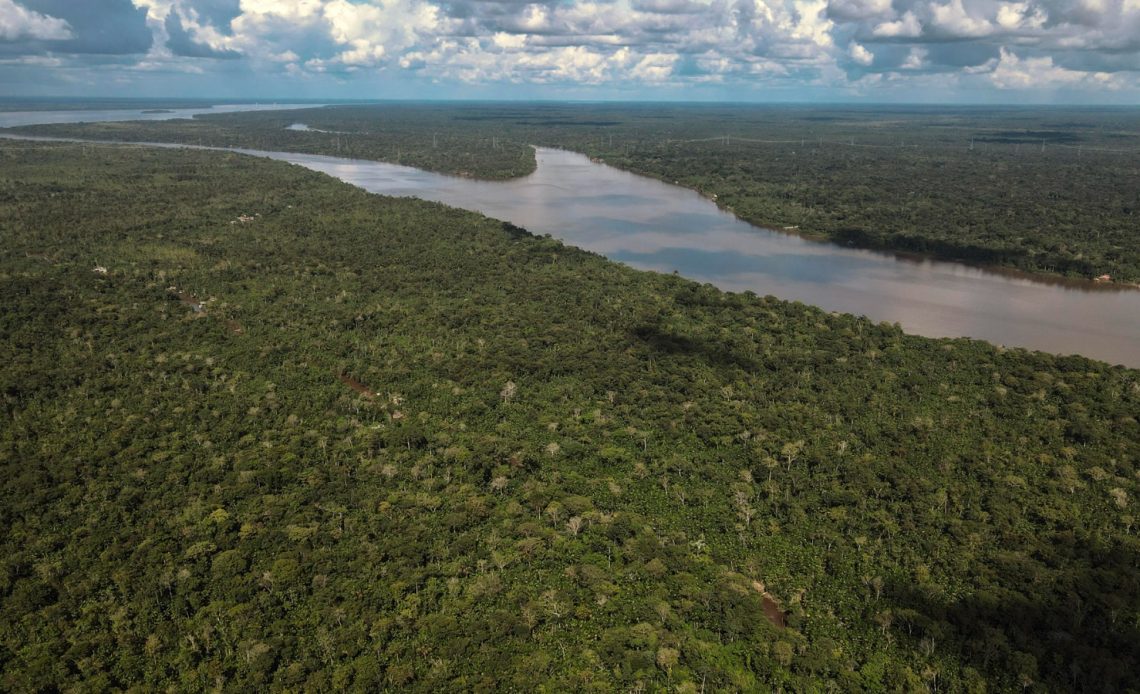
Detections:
[270, 144, 1140, 368]
[2, 108, 1138, 367]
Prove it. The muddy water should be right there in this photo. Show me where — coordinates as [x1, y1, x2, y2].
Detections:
[267, 146, 1140, 368]
[3, 108, 1138, 367]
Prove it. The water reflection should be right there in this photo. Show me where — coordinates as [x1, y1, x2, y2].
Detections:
[279, 146, 1139, 367]
[609, 247, 871, 285]
[2, 115, 1136, 366]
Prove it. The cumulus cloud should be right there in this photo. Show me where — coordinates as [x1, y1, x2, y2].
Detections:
[900, 45, 927, 69]
[848, 40, 873, 65]
[10, 0, 152, 54]
[1, 0, 1138, 98]
[321, 0, 439, 67]
[989, 46, 1118, 88]
[0, 0, 71, 40]
[188, 0, 241, 29]
[165, 10, 239, 57]
[871, 11, 923, 38]
[995, 2, 1046, 31]
[928, 0, 992, 37]
[826, 0, 892, 22]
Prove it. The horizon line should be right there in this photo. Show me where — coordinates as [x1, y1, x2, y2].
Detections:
[3, 96, 1140, 109]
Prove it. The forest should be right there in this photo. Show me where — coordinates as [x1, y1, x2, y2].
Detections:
[1, 139, 1138, 691]
[7, 102, 1140, 281]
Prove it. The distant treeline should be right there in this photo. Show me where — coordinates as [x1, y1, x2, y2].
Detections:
[8, 103, 1138, 282]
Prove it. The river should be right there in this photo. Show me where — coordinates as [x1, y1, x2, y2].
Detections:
[2, 107, 1138, 367]
[0, 103, 312, 128]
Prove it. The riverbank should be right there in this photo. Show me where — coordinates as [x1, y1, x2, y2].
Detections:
[11, 100, 1140, 283]
[7, 103, 1137, 285]
[6, 132, 1138, 365]
[585, 151, 1140, 288]
[3, 139, 1137, 692]
[3, 112, 537, 181]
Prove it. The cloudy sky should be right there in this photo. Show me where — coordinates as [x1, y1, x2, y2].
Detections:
[1, 0, 1139, 102]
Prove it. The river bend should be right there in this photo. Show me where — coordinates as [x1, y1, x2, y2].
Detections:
[2, 107, 1138, 367]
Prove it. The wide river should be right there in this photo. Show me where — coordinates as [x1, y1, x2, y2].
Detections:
[3, 107, 1139, 367]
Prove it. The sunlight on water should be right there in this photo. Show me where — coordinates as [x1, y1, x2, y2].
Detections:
[2, 107, 1136, 366]
[272, 146, 1140, 367]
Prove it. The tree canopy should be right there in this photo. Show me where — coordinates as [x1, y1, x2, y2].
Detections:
[1, 140, 1137, 691]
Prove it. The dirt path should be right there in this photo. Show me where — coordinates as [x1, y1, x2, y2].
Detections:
[337, 374, 375, 399]
[751, 581, 788, 628]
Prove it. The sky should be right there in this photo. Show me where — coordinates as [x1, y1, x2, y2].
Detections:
[1, 0, 1139, 103]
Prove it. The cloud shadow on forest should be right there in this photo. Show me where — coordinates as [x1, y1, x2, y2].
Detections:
[884, 536, 1140, 692]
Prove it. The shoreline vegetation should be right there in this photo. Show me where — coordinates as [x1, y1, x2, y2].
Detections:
[581, 151, 1140, 292]
[1, 139, 1138, 691]
[5, 102, 1139, 283]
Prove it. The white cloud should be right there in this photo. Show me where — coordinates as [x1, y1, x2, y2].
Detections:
[871, 10, 922, 37]
[3, 0, 1138, 99]
[0, 53, 63, 66]
[238, 0, 325, 23]
[630, 51, 678, 81]
[848, 41, 873, 65]
[989, 46, 1118, 88]
[133, 57, 206, 73]
[0, 0, 72, 40]
[826, 0, 893, 21]
[900, 45, 927, 69]
[964, 56, 998, 73]
[517, 5, 550, 32]
[792, 0, 835, 49]
[131, 0, 175, 22]
[492, 32, 527, 50]
[929, 0, 992, 37]
[995, 2, 1046, 30]
[123, 0, 1133, 97]
[322, 0, 438, 67]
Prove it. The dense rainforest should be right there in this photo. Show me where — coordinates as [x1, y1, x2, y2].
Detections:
[1, 140, 1138, 691]
[7, 102, 1140, 281]
[5, 105, 536, 181]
